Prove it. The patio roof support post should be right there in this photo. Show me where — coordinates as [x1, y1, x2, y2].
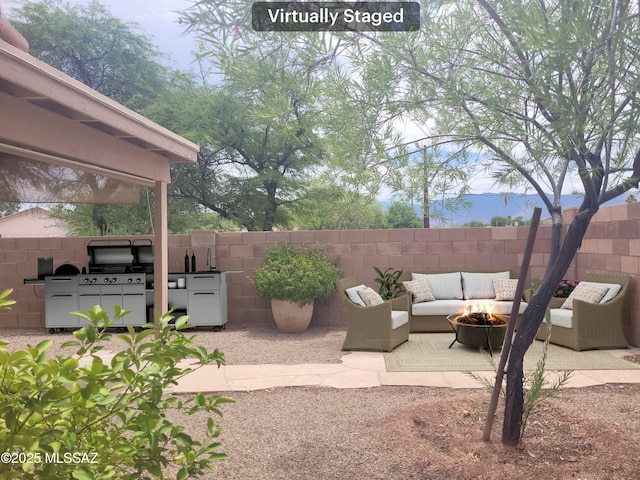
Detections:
[153, 180, 169, 324]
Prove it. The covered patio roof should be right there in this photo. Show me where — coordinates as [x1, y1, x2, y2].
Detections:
[0, 24, 199, 316]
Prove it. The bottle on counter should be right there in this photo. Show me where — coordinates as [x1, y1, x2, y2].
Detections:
[191, 250, 196, 272]
[184, 250, 190, 273]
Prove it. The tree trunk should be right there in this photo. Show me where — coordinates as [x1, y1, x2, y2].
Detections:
[263, 181, 279, 231]
[502, 208, 596, 445]
[423, 147, 430, 228]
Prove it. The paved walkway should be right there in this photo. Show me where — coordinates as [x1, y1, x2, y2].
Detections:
[172, 347, 640, 394]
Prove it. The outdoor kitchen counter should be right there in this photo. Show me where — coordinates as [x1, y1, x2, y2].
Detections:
[33, 271, 228, 332]
[147, 271, 228, 329]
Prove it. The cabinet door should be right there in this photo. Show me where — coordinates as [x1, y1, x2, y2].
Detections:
[77, 291, 101, 327]
[100, 286, 123, 325]
[45, 294, 78, 328]
[188, 291, 220, 325]
[122, 292, 146, 326]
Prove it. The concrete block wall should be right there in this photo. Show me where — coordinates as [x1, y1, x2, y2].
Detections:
[1, 205, 639, 346]
[218, 225, 555, 330]
[569, 203, 640, 346]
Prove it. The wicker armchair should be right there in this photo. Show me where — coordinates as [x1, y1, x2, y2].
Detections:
[536, 273, 631, 351]
[337, 277, 410, 352]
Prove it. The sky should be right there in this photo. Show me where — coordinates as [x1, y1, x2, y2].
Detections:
[3, 0, 198, 70]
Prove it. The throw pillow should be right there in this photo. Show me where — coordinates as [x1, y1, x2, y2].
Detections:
[578, 281, 622, 304]
[493, 278, 519, 301]
[403, 278, 436, 303]
[357, 287, 385, 306]
[561, 283, 609, 310]
[345, 284, 367, 306]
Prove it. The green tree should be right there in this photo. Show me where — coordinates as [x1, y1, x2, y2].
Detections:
[182, 0, 640, 446]
[462, 220, 487, 227]
[392, 0, 640, 444]
[0, 202, 20, 218]
[388, 145, 471, 227]
[291, 184, 385, 230]
[490, 216, 508, 227]
[49, 189, 232, 236]
[181, 3, 421, 223]
[144, 67, 324, 231]
[384, 202, 422, 229]
[10, 0, 167, 106]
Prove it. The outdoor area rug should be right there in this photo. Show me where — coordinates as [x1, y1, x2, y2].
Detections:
[384, 333, 640, 372]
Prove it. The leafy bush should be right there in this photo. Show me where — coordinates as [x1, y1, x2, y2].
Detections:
[0, 299, 233, 480]
[253, 243, 343, 307]
[0, 288, 16, 311]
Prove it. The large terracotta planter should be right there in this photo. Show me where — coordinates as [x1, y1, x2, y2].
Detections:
[270, 299, 314, 333]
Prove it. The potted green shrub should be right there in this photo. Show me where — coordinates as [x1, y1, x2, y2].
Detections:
[253, 244, 343, 332]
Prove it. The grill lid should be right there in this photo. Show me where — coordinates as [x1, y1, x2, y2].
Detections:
[87, 239, 134, 272]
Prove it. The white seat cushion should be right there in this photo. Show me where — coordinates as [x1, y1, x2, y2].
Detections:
[490, 301, 528, 315]
[549, 308, 573, 329]
[412, 299, 467, 316]
[391, 310, 409, 330]
[411, 299, 528, 317]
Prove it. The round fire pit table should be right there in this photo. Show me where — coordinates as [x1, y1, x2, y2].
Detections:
[447, 314, 508, 355]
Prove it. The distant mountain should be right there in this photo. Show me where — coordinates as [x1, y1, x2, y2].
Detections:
[381, 193, 629, 227]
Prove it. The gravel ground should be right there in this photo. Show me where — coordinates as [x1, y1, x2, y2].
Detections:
[4, 325, 640, 479]
[1, 324, 346, 364]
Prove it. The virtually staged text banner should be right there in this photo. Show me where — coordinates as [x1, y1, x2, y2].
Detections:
[252, 2, 420, 32]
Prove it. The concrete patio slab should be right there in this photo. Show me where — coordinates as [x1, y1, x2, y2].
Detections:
[78, 343, 639, 394]
[170, 348, 640, 393]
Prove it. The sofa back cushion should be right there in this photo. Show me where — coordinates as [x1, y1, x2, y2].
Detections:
[461, 271, 510, 299]
[403, 278, 436, 303]
[412, 272, 463, 300]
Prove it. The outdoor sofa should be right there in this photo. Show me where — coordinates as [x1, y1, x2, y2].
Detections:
[402, 270, 528, 332]
[530, 272, 631, 351]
